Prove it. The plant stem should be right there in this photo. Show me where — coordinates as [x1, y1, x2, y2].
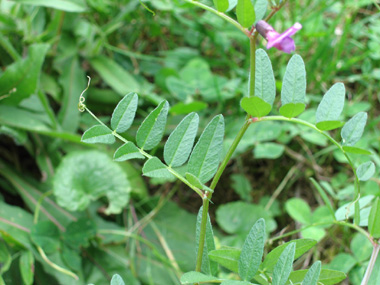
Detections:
[249, 37, 256, 97]
[361, 243, 380, 284]
[195, 195, 211, 272]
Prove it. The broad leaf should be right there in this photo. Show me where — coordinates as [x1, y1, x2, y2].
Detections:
[254, 142, 284, 159]
[255, 49, 275, 106]
[81, 125, 115, 144]
[111, 92, 138, 133]
[241, 97, 272, 118]
[341, 112, 367, 146]
[279, 103, 305, 118]
[316, 121, 345, 131]
[238, 218, 265, 281]
[188, 115, 224, 183]
[110, 274, 125, 285]
[114, 142, 145, 161]
[357, 161, 375, 181]
[180, 271, 220, 284]
[288, 269, 346, 285]
[213, 0, 229, 12]
[285, 198, 312, 225]
[301, 261, 321, 285]
[342, 146, 372, 155]
[53, 150, 131, 215]
[19, 251, 34, 285]
[30, 221, 60, 253]
[196, 206, 218, 276]
[10, 0, 87, 12]
[368, 197, 380, 238]
[142, 157, 174, 179]
[136, 101, 169, 150]
[164, 112, 199, 167]
[62, 218, 96, 250]
[209, 247, 240, 273]
[236, 0, 255, 28]
[316, 83, 345, 123]
[272, 243, 296, 285]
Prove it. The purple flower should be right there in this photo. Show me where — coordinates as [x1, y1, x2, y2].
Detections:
[256, 20, 302, 53]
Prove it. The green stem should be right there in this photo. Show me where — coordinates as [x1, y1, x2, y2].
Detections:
[259, 115, 361, 222]
[182, 0, 250, 36]
[361, 243, 380, 285]
[195, 196, 210, 272]
[33, 190, 53, 224]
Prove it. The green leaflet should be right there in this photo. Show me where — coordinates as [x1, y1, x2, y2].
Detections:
[316, 120, 345, 131]
[19, 251, 34, 285]
[221, 281, 252, 285]
[272, 243, 296, 285]
[341, 112, 367, 146]
[357, 161, 375, 181]
[316, 83, 345, 123]
[238, 218, 265, 281]
[254, 0, 268, 23]
[301, 261, 321, 285]
[180, 271, 220, 284]
[196, 206, 218, 276]
[255, 49, 275, 106]
[209, 247, 240, 273]
[241, 97, 272, 118]
[185, 172, 213, 193]
[11, 0, 87, 12]
[136, 101, 169, 150]
[342, 146, 372, 155]
[62, 218, 96, 250]
[280, 55, 306, 118]
[187, 115, 224, 183]
[114, 142, 145, 161]
[236, 0, 255, 28]
[110, 274, 125, 285]
[81, 125, 115, 144]
[288, 269, 346, 285]
[254, 142, 284, 159]
[142, 157, 174, 179]
[285, 198, 312, 224]
[368, 197, 380, 238]
[213, 0, 229, 12]
[164, 112, 199, 167]
[111, 92, 138, 133]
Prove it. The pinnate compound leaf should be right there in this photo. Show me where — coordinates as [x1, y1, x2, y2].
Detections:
[110, 274, 125, 285]
[279, 103, 305, 118]
[213, 0, 229, 12]
[281, 55, 306, 105]
[261, 239, 316, 272]
[272, 243, 296, 285]
[53, 150, 131, 215]
[11, 0, 87, 12]
[342, 146, 372, 155]
[30, 221, 60, 253]
[164, 112, 199, 167]
[241, 97, 271, 118]
[341, 112, 367, 146]
[188, 115, 224, 183]
[236, 0, 255, 28]
[142, 157, 174, 179]
[209, 247, 240, 273]
[136, 101, 169, 150]
[316, 83, 345, 123]
[196, 206, 218, 276]
[81, 125, 115, 144]
[357, 161, 375, 181]
[114, 142, 144, 161]
[238, 218, 265, 281]
[180, 271, 220, 284]
[255, 49, 275, 106]
[301, 261, 321, 285]
[19, 251, 34, 285]
[111, 92, 138, 133]
[316, 121, 345, 131]
[368, 197, 380, 238]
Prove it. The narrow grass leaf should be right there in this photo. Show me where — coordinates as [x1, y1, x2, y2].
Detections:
[81, 125, 115, 144]
[136, 101, 169, 150]
[281, 55, 306, 106]
[209, 247, 240, 273]
[196, 206, 218, 276]
[279, 102, 305, 118]
[272, 242, 296, 285]
[368, 197, 380, 238]
[238, 218, 265, 281]
[357, 161, 375, 181]
[236, 0, 255, 28]
[114, 142, 144, 161]
[310, 178, 335, 219]
[241, 96, 272, 118]
[180, 271, 220, 284]
[301, 261, 321, 285]
[255, 49, 275, 106]
[188, 115, 224, 183]
[142, 157, 174, 179]
[341, 112, 367, 146]
[342, 146, 372, 155]
[213, 0, 229, 12]
[316, 83, 345, 123]
[164, 112, 199, 167]
[111, 92, 138, 133]
[316, 120, 345, 131]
